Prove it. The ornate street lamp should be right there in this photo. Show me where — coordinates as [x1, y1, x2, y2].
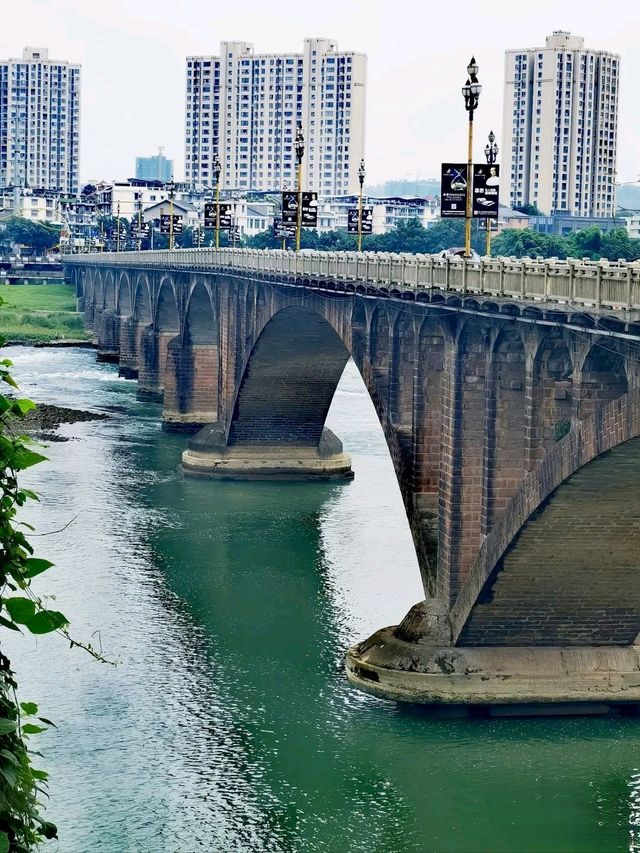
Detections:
[357, 158, 366, 253]
[484, 130, 499, 256]
[167, 178, 176, 251]
[295, 122, 305, 252]
[462, 57, 482, 258]
[213, 152, 222, 249]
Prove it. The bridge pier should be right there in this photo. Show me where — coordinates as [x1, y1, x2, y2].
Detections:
[182, 424, 353, 480]
[162, 338, 219, 432]
[118, 315, 138, 378]
[137, 325, 163, 402]
[96, 309, 120, 363]
[346, 631, 640, 708]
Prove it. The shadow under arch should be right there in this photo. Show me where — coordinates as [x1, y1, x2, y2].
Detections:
[452, 385, 640, 646]
[228, 305, 350, 447]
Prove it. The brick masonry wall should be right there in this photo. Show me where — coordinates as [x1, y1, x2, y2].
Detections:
[459, 437, 640, 646]
[452, 387, 640, 645]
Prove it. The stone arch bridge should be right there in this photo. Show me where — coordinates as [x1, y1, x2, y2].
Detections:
[64, 249, 640, 709]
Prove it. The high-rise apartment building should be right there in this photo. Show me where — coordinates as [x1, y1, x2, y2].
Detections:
[135, 154, 173, 182]
[185, 38, 366, 195]
[0, 47, 81, 196]
[502, 32, 619, 217]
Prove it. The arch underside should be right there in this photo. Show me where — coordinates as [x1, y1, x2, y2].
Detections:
[229, 307, 350, 446]
[459, 436, 640, 646]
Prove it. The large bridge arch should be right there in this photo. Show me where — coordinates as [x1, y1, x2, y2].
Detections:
[228, 305, 351, 448]
[452, 386, 640, 646]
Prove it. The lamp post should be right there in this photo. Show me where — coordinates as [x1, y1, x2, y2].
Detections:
[213, 152, 221, 249]
[462, 57, 482, 258]
[357, 158, 366, 253]
[136, 197, 143, 252]
[116, 202, 121, 253]
[484, 129, 498, 256]
[295, 122, 305, 252]
[168, 178, 175, 251]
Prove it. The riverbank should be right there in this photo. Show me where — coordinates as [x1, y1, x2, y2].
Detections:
[0, 283, 89, 343]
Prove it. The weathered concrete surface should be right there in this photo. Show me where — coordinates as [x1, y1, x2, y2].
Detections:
[182, 426, 353, 480]
[346, 630, 640, 706]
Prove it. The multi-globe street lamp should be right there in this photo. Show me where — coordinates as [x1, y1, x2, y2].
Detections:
[462, 57, 482, 258]
[295, 122, 305, 252]
[167, 178, 176, 250]
[213, 152, 222, 249]
[484, 130, 499, 256]
[357, 158, 366, 253]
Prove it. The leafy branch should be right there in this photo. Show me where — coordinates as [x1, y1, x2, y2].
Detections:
[0, 344, 111, 850]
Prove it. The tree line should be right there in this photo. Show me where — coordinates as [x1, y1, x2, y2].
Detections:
[4, 214, 640, 263]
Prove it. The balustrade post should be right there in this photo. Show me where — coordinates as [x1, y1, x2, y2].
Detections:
[498, 260, 505, 297]
[596, 265, 602, 308]
[569, 262, 576, 302]
[627, 267, 633, 309]
[520, 262, 526, 299]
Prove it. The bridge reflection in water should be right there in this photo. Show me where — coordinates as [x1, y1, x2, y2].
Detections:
[64, 249, 640, 711]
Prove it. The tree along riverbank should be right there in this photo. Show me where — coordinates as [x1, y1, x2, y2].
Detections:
[0, 283, 90, 344]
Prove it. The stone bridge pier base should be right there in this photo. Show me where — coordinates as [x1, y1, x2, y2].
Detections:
[96, 310, 120, 363]
[345, 627, 640, 710]
[181, 424, 353, 480]
[162, 339, 219, 432]
[118, 316, 138, 379]
[137, 325, 163, 402]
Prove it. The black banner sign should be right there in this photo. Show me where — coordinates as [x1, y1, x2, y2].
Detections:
[282, 191, 298, 224]
[131, 221, 150, 238]
[204, 202, 233, 229]
[441, 163, 468, 218]
[204, 201, 233, 231]
[472, 164, 500, 219]
[281, 191, 318, 227]
[301, 191, 318, 227]
[273, 217, 296, 238]
[160, 214, 183, 235]
[347, 207, 373, 234]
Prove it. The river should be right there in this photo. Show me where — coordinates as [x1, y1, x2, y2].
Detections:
[3, 345, 640, 853]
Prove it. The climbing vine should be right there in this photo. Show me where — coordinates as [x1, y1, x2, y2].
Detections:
[0, 339, 109, 850]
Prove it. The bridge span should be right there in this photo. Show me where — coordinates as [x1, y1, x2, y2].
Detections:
[64, 248, 640, 711]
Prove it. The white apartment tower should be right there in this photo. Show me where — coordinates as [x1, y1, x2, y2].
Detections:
[0, 48, 81, 196]
[502, 32, 619, 217]
[185, 38, 367, 195]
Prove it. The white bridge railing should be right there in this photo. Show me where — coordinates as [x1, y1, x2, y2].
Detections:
[63, 249, 640, 312]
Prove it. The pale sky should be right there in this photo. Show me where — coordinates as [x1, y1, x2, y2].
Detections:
[3, 0, 640, 187]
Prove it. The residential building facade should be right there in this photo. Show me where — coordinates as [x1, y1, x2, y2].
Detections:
[0, 47, 81, 196]
[185, 38, 366, 195]
[502, 32, 619, 218]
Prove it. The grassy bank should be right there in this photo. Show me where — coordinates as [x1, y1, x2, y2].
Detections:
[0, 284, 89, 343]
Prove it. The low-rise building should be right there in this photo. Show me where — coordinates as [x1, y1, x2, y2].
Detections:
[317, 195, 439, 234]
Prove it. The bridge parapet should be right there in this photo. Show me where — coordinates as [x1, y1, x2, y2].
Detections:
[63, 248, 640, 314]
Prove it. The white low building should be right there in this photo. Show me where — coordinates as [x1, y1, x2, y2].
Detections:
[317, 195, 439, 234]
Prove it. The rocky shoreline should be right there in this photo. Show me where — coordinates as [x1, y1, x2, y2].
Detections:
[21, 403, 109, 442]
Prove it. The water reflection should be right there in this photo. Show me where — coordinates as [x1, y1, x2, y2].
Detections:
[2, 346, 640, 853]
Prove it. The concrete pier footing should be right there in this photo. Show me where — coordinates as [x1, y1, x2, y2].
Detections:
[346, 627, 640, 710]
[182, 424, 353, 481]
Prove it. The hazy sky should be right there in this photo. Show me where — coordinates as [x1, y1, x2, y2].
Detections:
[3, 0, 640, 186]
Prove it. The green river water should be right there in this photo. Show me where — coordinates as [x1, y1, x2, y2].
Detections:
[3, 345, 640, 853]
